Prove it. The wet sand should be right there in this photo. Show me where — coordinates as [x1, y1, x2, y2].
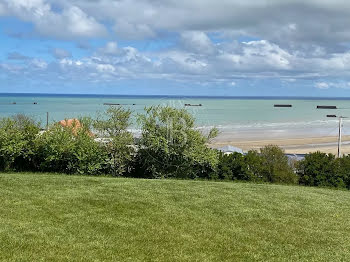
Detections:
[210, 135, 350, 155]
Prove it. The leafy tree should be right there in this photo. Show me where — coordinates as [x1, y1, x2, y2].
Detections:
[297, 152, 346, 188]
[93, 106, 134, 176]
[217, 147, 295, 183]
[135, 106, 219, 179]
[218, 152, 249, 180]
[244, 150, 265, 181]
[259, 145, 298, 184]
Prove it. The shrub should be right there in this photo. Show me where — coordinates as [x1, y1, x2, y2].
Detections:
[93, 106, 134, 176]
[218, 152, 250, 181]
[35, 123, 107, 175]
[135, 106, 219, 179]
[217, 146, 297, 184]
[259, 145, 298, 184]
[297, 152, 347, 188]
[336, 156, 350, 189]
[0, 115, 40, 171]
[244, 150, 266, 181]
[70, 127, 109, 175]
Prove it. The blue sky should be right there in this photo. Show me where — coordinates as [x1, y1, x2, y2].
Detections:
[1, 0, 350, 96]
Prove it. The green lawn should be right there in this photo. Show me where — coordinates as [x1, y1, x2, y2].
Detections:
[1, 173, 350, 261]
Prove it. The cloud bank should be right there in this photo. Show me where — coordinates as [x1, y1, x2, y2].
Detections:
[1, 0, 350, 93]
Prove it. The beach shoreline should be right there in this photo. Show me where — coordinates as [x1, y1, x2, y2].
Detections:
[210, 134, 350, 155]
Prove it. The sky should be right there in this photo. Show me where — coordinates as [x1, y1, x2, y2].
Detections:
[1, 0, 350, 96]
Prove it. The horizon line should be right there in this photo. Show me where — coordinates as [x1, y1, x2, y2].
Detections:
[1, 92, 350, 99]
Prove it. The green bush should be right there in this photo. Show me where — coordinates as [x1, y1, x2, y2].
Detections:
[93, 106, 134, 176]
[218, 152, 250, 181]
[135, 106, 219, 179]
[244, 150, 266, 181]
[297, 152, 347, 188]
[217, 146, 297, 184]
[0, 115, 40, 171]
[259, 145, 298, 184]
[4, 110, 350, 191]
[35, 123, 107, 175]
[336, 156, 350, 189]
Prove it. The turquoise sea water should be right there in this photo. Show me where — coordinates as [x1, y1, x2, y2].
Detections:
[1, 94, 350, 139]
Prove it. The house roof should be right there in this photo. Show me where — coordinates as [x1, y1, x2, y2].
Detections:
[217, 145, 244, 154]
[285, 154, 305, 162]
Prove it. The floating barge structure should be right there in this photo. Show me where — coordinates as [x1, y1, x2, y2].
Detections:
[274, 104, 292, 108]
[103, 103, 136, 106]
[317, 105, 337, 109]
[184, 104, 202, 107]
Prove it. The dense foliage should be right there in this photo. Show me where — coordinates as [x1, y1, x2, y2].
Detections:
[0, 107, 133, 176]
[297, 152, 350, 189]
[93, 107, 134, 176]
[218, 145, 298, 184]
[2, 109, 350, 190]
[135, 106, 219, 179]
[259, 145, 298, 184]
[34, 123, 107, 175]
[0, 114, 40, 171]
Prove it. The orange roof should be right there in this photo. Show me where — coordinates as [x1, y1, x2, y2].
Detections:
[58, 118, 94, 137]
[59, 119, 81, 129]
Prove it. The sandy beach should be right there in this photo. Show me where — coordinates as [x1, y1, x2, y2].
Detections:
[210, 135, 350, 155]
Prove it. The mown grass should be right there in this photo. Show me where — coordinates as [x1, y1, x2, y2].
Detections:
[0, 173, 350, 261]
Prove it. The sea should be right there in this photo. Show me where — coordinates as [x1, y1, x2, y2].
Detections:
[1, 93, 350, 140]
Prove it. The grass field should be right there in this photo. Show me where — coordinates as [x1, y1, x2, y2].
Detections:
[1, 173, 350, 261]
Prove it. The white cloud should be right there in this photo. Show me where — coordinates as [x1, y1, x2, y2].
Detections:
[59, 6, 106, 38]
[0, 63, 24, 73]
[3, 0, 350, 93]
[1, 0, 107, 39]
[96, 64, 115, 73]
[98, 42, 119, 55]
[180, 31, 215, 54]
[314, 81, 350, 90]
[3, 38, 350, 88]
[3, 0, 350, 48]
[24, 0, 348, 48]
[59, 58, 83, 67]
[315, 82, 330, 89]
[30, 59, 47, 69]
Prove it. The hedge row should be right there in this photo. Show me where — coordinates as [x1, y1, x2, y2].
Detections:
[0, 107, 349, 189]
[218, 150, 350, 189]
